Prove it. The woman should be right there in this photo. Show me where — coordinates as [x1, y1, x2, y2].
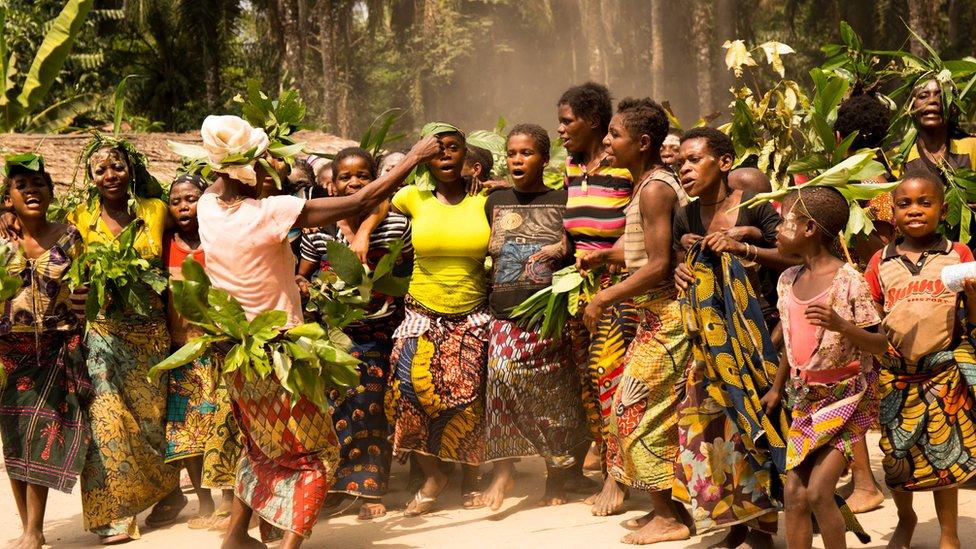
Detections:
[0, 154, 92, 549]
[68, 138, 181, 544]
[556, 82, 637, 501]
[296, 147, 413, 520]
[387, 123, 492, 515]
[479, 124, 587, 510]
[162, 174, 241, 531]
[189, 114, 439, 549]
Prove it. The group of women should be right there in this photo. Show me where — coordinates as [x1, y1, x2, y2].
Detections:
[0, 75, 974, 549]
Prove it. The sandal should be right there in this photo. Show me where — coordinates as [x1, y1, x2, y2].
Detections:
[145, 494, 189, 527]
[357, 502, 388, 520]
[404, 489, 441, 517]
[99, 534, 133, 545]
[462, 491, 486, 509]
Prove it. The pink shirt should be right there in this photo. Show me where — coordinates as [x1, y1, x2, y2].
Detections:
[197, 193, 306, 327]
[786, 285, 828, 369]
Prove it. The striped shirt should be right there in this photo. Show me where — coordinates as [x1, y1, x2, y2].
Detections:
[562, 156, 634, 250]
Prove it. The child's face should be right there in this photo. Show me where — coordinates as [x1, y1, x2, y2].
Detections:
[168, 182, 202, 233]
[333, 156, 373, 196]
[89, 148, 130, 203]
[602, 114, 642, 170]
[256, 156, 290, 197]
[461, 159, 480, 181]
[506, 133, 546, 190]
[428, 134, 466, 184]
[892, 178, 945, 239]
[775, 198, 813, 255]
[5, 172, 52, 220]
[661, 134, 681, 166]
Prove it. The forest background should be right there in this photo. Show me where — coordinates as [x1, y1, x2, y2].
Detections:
[3, 0, 976, 139]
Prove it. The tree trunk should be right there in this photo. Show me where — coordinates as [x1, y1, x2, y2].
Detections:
[908, 0, 945, 55]
[692, 0, 714, 117]
[650, 0, 665, 100]
[319, 0, 337, 131]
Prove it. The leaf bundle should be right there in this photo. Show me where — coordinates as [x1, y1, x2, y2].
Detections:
[509, 265, 596, 341]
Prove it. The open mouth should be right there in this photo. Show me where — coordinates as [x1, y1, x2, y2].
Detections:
[511, 168, 526, 178]
[24, 197, 41, 206]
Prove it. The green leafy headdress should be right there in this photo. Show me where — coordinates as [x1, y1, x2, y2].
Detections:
[78, 132, 165, 205]
[1, 152, 45, 180]
[168, 82, 307, 188]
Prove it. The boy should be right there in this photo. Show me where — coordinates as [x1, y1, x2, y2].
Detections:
[864, 172, 976, 549]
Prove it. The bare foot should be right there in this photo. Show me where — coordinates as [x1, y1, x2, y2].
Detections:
[481, 474, 515, 511]
[583, 443, 602, 471]
[565, 471, 602, 494]
[540, 468, 568, 507]
[625, 511, 655, 529]
[887, 512, 917, 549]
[589, 476, 627, 516]
[8, 531, 44, 549]
[846, 486, 885, 514]
[220, 534, 267, 549]
[357, 502, 387, 520]
[622, 515, 691, 545]
[939, 533, 961, 549]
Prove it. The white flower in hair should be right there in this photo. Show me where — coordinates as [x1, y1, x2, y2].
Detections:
[200, 115, 270, 186]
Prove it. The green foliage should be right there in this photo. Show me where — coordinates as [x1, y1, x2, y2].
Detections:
[305, 240, 410, 327]
[0, 243, 25, 304]
[149, 246, 378, 410]
[359, 109, 407, 158]
[1, 0, 96, 132]
[65, 221, 167, 321]
[509, 265, 597, 341]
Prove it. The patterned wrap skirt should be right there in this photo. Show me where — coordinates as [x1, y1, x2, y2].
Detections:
[606, 291, 689, 491]
[485, 318, 588, 466]
[571, 272, 639, 469]
[0, 331, 91, 493]
[228, 372, 339, 539]
[328, 317, 398, 498]
[879, 346, 976, 491]
[80, 317, 178, 534]
[786, 369, 879, 470]
[164, 351, 242, 489]
[386, 297, 491, 464]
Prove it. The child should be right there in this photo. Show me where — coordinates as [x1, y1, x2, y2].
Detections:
[765, 186, 887, 549]
[0, 153, 92, 549]
[863, 173, 976, 549]
[162, 174, 240, 530]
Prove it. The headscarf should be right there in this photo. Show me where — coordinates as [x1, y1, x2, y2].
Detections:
[413, 121, 464, 191]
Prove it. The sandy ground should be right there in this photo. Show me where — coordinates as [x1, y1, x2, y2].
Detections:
[1, 432, 973, 548]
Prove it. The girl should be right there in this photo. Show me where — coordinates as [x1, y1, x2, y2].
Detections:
[580, 99, 691, 545]
[765, 186, 886, 549]
[480, 124, 586, 511]
[296, 147, 413, 521]
[387, 123, 491, 515]
[0, 154, 92, 549]
[68, 139, 180, 544]
[556, 82, 637, 505]
[864, 174, 976, 549]
[162, 174, 241, 531]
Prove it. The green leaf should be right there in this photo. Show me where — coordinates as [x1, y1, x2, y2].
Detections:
[148, 336, 221, 381]
[112, 74, 138, 136]
[207, 288, 248, 339]
[286, 322, 327, 340]
[16, 0, 95, 117]
[248, 309, 287, 336]
[325, 241, 365, 285]
[371, 275, 409, 297]
[371, 240, 405, 280]
[26, 92, 100, 133]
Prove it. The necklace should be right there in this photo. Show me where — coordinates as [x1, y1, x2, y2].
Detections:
[699, 189, 729, 206]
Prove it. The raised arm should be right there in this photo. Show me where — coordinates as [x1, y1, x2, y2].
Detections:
[294, 136, 441, 229]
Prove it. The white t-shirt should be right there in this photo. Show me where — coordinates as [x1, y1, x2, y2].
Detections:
[197, 193, 306, 327]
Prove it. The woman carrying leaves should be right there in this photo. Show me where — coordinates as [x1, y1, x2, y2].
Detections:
[295, 147, 414, 521]
[386, 123, 492, 515]
[556, 83, 636, 492]
[580, 99, 693, 544]
[479, 124, 587, 511]
[0, 154, 92, 549]
[68, 137, 182, 543]
[162, 174, 241, 531]
[186, 114, 439, 549]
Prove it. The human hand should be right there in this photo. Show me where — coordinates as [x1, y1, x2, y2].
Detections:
[674, 263, 696, 291]
[528, 242, 565, 265]
[582, 293, 607, 333]
[482, 179, 510, 193]
[295, 275, 310, 298]
[575, 250, 604, 273]
[679, 233, 702, 251]
[410, 135, 443, 162]
[805, 302, 848, 333]
[0, 212, 21, 241]
[701, 231, 746, 256]
[759, 389, 781, 416]
[349, 232, 370, 263]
